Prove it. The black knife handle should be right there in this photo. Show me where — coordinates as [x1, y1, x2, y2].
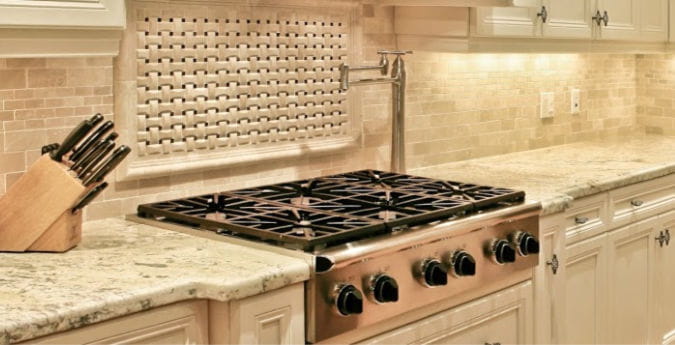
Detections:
[50, 120, 94, 162]
[41, 143, 60, 155]
[89, 113, 104, 127]
[83, 145, 131, 186]
[72, 139, 110, 172]
[77, 141, 115, 179]
[72, 182, 108, 213]
[71, 120, 114, 162]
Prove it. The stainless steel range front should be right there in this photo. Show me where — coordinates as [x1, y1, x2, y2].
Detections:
[137, 169, 541, 343]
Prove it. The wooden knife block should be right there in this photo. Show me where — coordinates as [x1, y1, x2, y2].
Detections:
[0, 155, 87, 252]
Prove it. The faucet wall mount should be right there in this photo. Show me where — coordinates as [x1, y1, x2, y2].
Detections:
[339, 50, 412, 173]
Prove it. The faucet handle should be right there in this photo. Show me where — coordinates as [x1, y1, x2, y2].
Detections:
[377, 50, 413, 55]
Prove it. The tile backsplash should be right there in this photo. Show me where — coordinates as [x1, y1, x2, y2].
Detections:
[0, 4, 660, 220]
[637, 54, 675, 135]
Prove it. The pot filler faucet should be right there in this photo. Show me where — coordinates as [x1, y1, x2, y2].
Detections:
[339, 50, 412, 173]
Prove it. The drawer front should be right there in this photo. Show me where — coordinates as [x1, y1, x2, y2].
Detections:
[564, 193, 609, 245]
[609, 175, 675, 229]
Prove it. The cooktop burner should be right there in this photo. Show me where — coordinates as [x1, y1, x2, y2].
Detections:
[137, 170, 525, 251]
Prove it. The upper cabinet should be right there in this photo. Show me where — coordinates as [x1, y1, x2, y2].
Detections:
[595, 0, 641, 40]
[471, 5, 542, 37]
[640, 0, 669, 41]
[0, 0, 125, 58]
[379, 0, 538, 7]
[0, 0, 124, 28]
[542, 0, 594, 39]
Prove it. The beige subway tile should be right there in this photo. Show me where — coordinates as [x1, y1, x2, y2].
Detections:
[4, 129, 46, 151]
[0, 70, 26, 90]
[27, 69, 67, 88]
[0, 152, 25, 173]
[6, 58, 46, 69]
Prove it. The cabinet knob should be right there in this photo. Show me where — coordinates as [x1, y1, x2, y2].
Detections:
[537, 6, 548, 23]
[665, 229, 671, 246]
[574, 216, 589, 225]
[546, 254, 559, 275]
[592, 10, 609, 26]
[656, 231, 667, 248]
[630, 200, 644, 207]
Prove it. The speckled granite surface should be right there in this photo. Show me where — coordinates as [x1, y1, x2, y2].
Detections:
[0, 218, 310, 344]
[412, 135, 675, 216]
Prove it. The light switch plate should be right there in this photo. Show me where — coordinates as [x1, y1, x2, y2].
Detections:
[571, 88, 581, 114]
[540, 92, 554, 119]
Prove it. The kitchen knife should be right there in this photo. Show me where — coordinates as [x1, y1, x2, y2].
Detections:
[50, 120, 95, 162]
[72, 139, 114, 173]
[83, 145, 131, 186]
[71, 132, 118, 171]
[71, 182, 108, 213]
[77, 140, 116, 179]
[70, 120, 114, 163]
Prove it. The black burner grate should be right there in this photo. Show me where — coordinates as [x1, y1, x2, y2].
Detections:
[138, 170, 525, 251]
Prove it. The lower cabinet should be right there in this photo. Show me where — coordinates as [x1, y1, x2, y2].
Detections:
[362, 281, 533, 345]
[28, 300, 209, 344]
[536, 196, 675, 345]
[25, 283, 304, 345]
[657, 210, 675, 345]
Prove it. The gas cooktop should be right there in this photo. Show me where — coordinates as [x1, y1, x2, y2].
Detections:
[137, 170, 525, 251]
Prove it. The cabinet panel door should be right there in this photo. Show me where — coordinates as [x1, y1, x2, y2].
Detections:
[606, 219, 658, 345]
[640, 0, 669, 41]
[533, 215, 566, 344]
[362, 282, 533, 345]
[542, 0, 593, 38]
[596, 0, 640, 40]
[229, 283, 304, 345]
[471, 4, 542, 37]
[657, 211, 675, 344]
[561, 234, 607, 344]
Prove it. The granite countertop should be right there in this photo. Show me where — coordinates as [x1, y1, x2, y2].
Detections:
[412, 135, 675, 215]
[0, 218, 310, 344]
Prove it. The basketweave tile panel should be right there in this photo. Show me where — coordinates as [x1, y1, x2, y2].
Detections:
[120, 0, 360, 179]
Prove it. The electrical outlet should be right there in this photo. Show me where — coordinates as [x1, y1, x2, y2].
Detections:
[540, 92, 555, 119]
[571, 89, 581, 114]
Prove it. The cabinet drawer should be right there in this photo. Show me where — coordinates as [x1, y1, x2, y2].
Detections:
[609, 175, 675, 229]
[564, 193, 608, 245]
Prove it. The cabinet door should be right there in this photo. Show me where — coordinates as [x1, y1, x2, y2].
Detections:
[362, 282, 533, 345]
[596, 0, 640, 40]
[640, 0, 669, 41]
[471, 3, 543, 38]
[606, 218, 659, 345]
[28, 301, 209, 344]
[656, 211, 675, 344]
[542, 0, 593, 38]
[561, 233, 607, 344]
[533, 215, 566, 344]
[229, 283, 304, 345]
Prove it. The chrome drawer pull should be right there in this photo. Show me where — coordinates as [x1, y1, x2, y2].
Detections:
[546, 254, 559, 275]
[630, 200, 644, 207]
[575, 216, 589, 225]
[666, 229, 671, 246]
[657, 231, 666, 247]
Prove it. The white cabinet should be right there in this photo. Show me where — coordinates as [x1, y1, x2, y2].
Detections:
[471, 4, 543, 37]
[640, 0, 669, 41]
[560, 233, 608, 344]
[542, 0, 594, 38]
[595, 0, 640, 40]
[25, 284, 305, 345]
[605, 218, 659, 344]
[362, 282, 533, 345]
[28, 300, 209, 344]
[535, 176, 675, 345]
[0, 0, 125, 28]
[229, 283, 305, 345]
[656, 210, 675, 344]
